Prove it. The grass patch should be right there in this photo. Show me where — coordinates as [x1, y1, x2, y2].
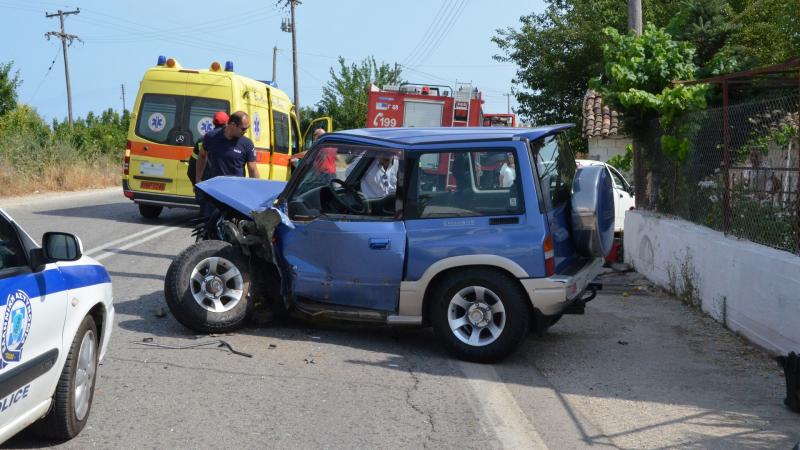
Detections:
[0, 127, 119, 197]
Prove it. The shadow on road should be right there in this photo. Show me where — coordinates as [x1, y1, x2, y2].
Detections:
[106, 281, 800, 450]
[34, 202, 196, 225]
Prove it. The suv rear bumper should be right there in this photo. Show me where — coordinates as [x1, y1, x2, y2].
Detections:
[520, 257, 604, 315]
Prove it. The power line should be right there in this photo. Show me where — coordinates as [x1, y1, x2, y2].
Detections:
[402, 0, 457, 67]
[407, 0, 468, 68]
[28, 44, 61, 103]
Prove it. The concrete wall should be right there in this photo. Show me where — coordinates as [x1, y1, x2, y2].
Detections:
[624, 210, 800, 355]
[586, 136, 631, 162]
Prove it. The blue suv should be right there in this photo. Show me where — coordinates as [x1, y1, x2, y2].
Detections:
[165, 125, 614, 362]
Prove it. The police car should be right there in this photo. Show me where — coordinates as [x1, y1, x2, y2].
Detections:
[0, 208, 113, 444]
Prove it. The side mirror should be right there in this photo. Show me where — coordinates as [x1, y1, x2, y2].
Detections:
[42, 232, 83, 262]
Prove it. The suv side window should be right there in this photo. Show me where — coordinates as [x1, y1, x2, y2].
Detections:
[0, 217, 28, 274]
[531, 134, 575, 210]
[406, 149, 524, 219]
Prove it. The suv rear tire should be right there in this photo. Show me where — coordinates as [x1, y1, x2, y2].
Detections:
[138, 204, 163, 219]
[430, 269, 530, 363]
[165, 240, 252, 333]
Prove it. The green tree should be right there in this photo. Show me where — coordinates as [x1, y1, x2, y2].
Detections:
[724, 0, 800, 67]
[318, 56, 402, 130]
[492, 1, 681, 151]
[0, 61, 22, 117]
[666, 0, 740, 76]
[592, 24, 708, 142]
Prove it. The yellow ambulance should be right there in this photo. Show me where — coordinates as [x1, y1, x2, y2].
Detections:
[122, 56, 331, 218]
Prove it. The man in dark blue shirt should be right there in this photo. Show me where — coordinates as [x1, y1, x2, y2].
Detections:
[195, 111, 260, 218]
[196, 110, 260, 181]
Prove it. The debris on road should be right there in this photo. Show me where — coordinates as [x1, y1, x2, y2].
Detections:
[134, 338, 253, 358]
[154, 307, 168, 318]
[617, 340, 629, 346]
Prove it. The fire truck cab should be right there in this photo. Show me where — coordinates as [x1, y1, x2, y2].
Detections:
[483, 113, 517, 127]
[366, 83, 484, 128]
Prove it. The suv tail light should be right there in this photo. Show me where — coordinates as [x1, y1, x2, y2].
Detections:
[544, 234, 556, 276]
[123, 141, 131, 175]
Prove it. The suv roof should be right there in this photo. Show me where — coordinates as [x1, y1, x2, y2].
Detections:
[322, 124, 574, 147]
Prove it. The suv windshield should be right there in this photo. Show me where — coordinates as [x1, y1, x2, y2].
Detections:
[288, 144, 402, 220]
[135, 94, 230, 146]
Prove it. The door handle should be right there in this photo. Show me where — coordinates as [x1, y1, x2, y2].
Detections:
[369, 238, 390, 250]
[489, 217, 519, 225]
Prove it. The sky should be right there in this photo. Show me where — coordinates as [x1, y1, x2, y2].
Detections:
[0, 0, 545, 123]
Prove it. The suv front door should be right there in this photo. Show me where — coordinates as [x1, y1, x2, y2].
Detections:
[278, 144, 406, 312]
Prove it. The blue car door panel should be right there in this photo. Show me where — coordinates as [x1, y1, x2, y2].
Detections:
[279, 219, 406, 312]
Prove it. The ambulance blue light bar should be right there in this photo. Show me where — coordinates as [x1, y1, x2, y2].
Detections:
[157, 55, 166, 66]
[225, 61, 234, 72]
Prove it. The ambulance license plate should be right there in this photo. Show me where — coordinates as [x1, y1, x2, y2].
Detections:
[141, 181, 165, 191]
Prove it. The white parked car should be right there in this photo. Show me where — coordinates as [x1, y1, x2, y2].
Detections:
[0, 209, 114, 444]
[576, 160, 635, 233]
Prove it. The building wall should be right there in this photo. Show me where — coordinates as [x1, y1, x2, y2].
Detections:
[586, 136, 631, 162]
[624, 210, 800, 355]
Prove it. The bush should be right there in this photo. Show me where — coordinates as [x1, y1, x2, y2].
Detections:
[0, 104, 124, 196]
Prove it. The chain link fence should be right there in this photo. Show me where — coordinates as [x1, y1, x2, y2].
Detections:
[641, 93, 800, 254]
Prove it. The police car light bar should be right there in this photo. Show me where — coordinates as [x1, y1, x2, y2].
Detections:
[225, 61, 234, 72]
[157, 55, 166, 66]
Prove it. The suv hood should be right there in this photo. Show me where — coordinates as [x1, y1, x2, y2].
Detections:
[196, 177, 287, 217]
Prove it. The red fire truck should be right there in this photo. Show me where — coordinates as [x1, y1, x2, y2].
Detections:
[366, 83, 484, 128]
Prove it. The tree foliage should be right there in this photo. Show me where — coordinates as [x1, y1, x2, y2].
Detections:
[593, 25, 708, 132]
[317, 56, 402, 130]
[665, 0, 740, 76]
[0, 61, 22, 117]
[492, 1, 681, 151]
[725, 0, 800, 67]
[592, 25, 709, 164]
[51, 108, 131, 156]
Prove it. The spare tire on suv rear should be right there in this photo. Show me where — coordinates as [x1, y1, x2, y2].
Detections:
[570, 165, 615, 258]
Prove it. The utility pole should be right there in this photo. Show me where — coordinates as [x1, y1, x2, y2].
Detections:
[280, 1, 301, 120]
[628, 0, 642, 36]
[45, 9, 81, 127]
[628, 0, 644, 208]
[504, 93, 512, 114]
[272, 46, 278, 83]
[120, 84, 126, 111]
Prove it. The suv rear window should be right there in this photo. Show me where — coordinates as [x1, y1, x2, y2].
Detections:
[135, 94, 229, 146]
[531, 134, 575, 210]
[406, 149, 524, 219]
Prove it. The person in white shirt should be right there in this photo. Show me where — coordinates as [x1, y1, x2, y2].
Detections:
[499, 153, 516, 188]
[360, 156, 399, 199]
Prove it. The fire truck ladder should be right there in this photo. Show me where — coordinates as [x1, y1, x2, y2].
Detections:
[452, 84, 473, 126]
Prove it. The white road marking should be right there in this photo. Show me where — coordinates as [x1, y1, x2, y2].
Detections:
[91, 224, 186, 262]
[83, 216, 188, 256]
[455, 361, 549, 450]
